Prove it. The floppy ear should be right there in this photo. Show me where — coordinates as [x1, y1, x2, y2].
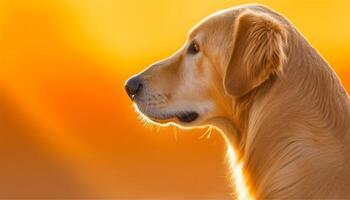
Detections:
[224, 10, 287, 96]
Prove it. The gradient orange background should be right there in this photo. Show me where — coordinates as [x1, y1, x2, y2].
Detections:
[0, 0, 349, 199]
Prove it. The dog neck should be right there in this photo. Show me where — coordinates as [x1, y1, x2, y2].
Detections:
[209, 117, 255, 200]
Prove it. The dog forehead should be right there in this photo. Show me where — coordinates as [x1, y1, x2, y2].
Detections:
[188, 8, 238, 39]
[188, 4, 275, 39]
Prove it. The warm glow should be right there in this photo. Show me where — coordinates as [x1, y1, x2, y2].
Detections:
[0, 0, 349, 198]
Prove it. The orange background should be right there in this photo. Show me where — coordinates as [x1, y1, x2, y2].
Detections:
[0, 0, 349, 199]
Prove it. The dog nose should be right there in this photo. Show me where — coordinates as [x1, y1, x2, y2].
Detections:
[125, 76, 143, 100]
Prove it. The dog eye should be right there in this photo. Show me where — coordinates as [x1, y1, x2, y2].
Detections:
[188, 41, 200, 54]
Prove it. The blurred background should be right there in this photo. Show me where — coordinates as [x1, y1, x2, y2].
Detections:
[0, 0, 349, 199]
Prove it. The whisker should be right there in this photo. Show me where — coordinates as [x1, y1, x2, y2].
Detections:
[206, 128, 213, 139]
[172, 126, 179, 141]
[199, 127, 212, 139]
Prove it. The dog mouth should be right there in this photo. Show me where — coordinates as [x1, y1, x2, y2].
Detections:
[175, 112, 199, 123]
[138, 108, 199, 123]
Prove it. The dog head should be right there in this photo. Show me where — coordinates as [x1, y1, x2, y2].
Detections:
[125, 5, 287, 128]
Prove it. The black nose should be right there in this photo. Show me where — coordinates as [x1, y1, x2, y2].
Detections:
[125, 76, 143, 100]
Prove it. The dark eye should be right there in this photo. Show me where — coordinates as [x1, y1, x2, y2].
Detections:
[188, 41, 200, 54]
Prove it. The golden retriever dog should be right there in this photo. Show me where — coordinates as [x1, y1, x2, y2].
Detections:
[125, 4, 350, 199]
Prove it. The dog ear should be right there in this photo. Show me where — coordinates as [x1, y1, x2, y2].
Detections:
[224, 10, 287, 96]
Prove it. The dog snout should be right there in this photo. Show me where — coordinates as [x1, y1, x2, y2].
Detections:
[125, 76, 143, 100]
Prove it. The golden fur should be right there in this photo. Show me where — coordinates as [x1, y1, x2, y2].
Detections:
[126, 4, 350, 199]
